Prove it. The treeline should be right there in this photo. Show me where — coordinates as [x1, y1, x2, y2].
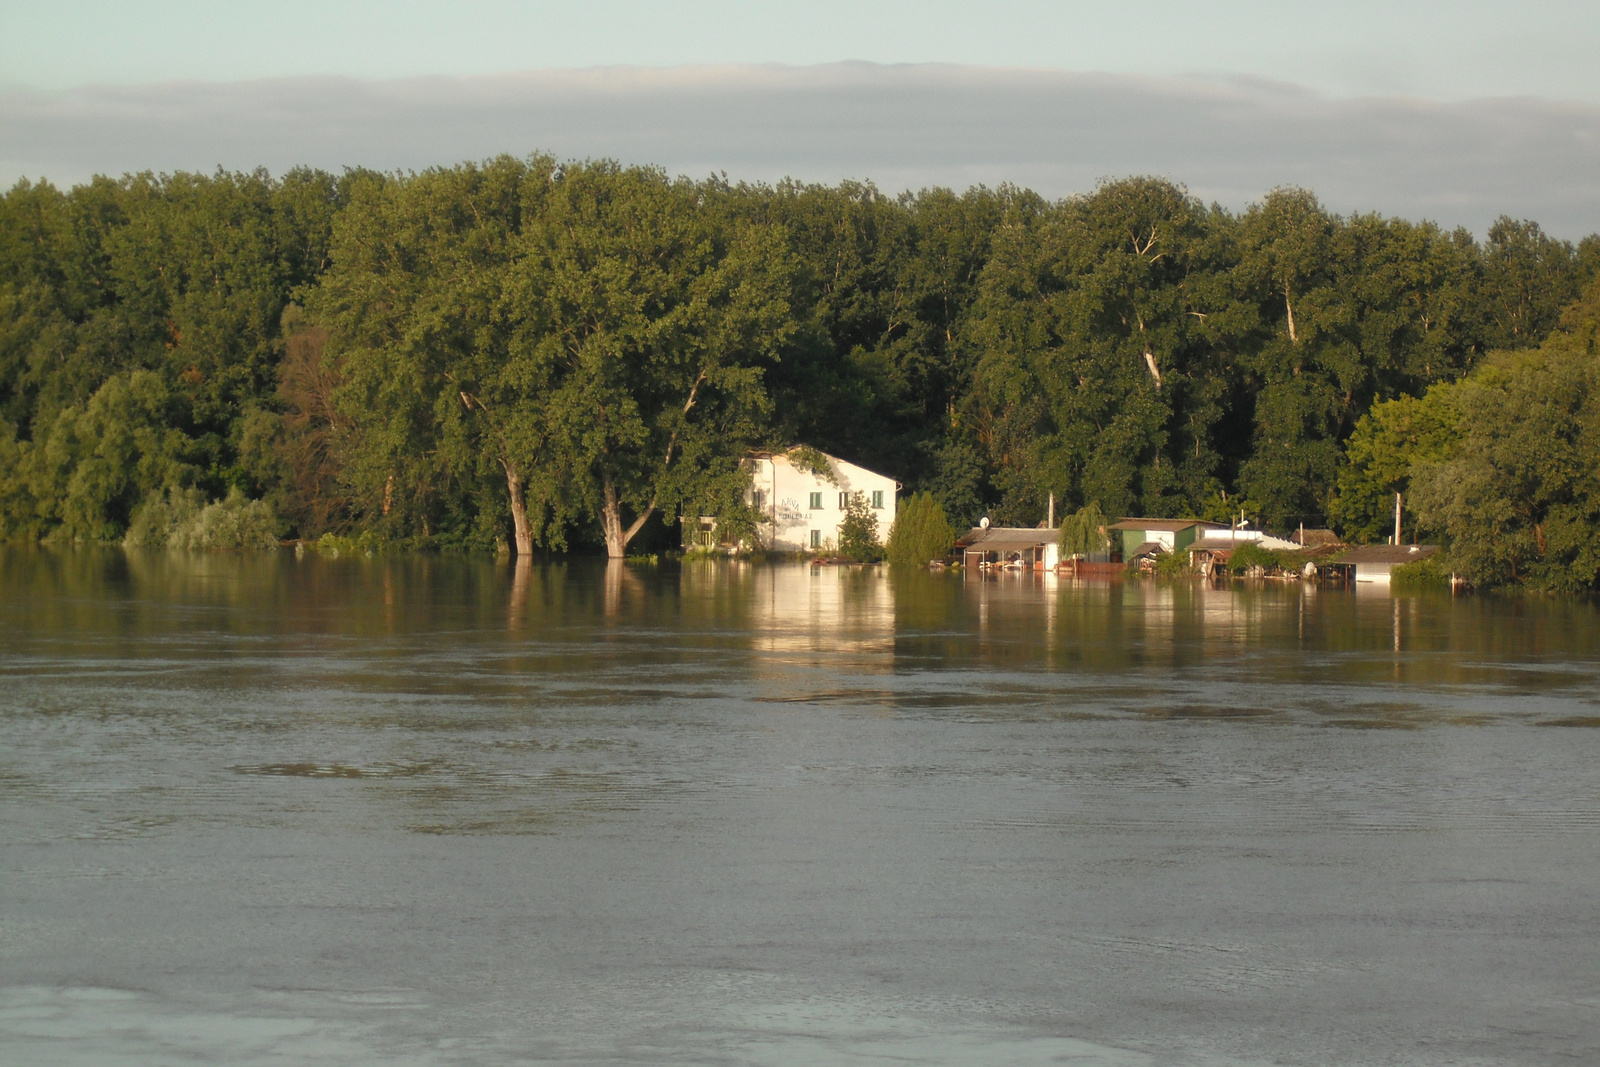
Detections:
[2, 156, 1598, 586]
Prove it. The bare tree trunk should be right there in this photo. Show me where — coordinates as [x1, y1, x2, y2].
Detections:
[1285, 285, 1298, 344]
[504, 462, 533, 557]
[1142, 349, 1162, 387]
[1137, 316, 1161, 387]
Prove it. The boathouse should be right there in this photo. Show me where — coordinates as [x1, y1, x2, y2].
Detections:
[956, 525, 1059, 570]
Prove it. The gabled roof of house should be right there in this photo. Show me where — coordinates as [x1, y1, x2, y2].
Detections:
[956, 526, 1056, 550]
[1107, 518, 1227, 533]
[1333, 544, 1440, 564]
[745, 446, 898, 485]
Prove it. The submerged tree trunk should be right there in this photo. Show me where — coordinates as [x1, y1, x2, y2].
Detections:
[503, 462, 533, 557]
[601, 478, 655, 559]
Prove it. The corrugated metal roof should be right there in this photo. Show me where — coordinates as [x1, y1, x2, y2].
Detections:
[1107, 518, 1226, 532]
[1332, 544, 1440, 564]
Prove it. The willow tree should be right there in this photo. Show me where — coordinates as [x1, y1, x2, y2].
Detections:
[1056, 501, 1110, 558]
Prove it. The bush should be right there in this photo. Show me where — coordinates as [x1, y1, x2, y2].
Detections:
[125, 487, 284, 549]
[1391, 556, 1450, 590]
[837, 493, 885, 562]
[1153, 549, 1193, 576]
[313, 530, 390, 558]
[124, 487, 204, 547]
[886, 492, 956, 566]
[1226, 541, 1308, 575]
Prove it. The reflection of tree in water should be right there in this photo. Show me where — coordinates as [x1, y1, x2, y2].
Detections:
[603, 560, 643, 619]
[7, 548, 1598, 696]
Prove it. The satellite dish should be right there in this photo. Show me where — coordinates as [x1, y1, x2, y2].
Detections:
[979, 516, 990, 529]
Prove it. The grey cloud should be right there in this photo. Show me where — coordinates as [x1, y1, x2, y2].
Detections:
[3, 63, 1598, 237]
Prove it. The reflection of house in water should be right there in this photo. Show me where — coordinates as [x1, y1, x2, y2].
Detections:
[741, 563, 896, 656]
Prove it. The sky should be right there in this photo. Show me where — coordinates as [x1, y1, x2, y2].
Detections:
[3, 1, 1598, 235]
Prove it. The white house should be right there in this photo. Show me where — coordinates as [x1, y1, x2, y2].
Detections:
[1327, 544, 1439, 585]
[743, 448, 898, 553]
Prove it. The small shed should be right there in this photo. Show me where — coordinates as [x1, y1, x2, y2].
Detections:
[1324, 544, 1439, 585]
[957, 526, 1059, 571]
[1105, 518, 1227, 562]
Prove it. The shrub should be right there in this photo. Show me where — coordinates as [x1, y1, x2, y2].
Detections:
[886, 492, 956, 566]
[1390, 556, 1450, 590]
[1226, 541, 1309, 575]
[837, 493, 885, 562]
[125, 487, 284, 549]
[1153, 549, 1193, 576]
[313, 530, 390, 558]
[124, 487, 204, 547]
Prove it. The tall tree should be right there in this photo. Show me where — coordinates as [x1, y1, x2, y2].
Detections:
[969, 177, 1229, 522]
[501, 162, 797, 557]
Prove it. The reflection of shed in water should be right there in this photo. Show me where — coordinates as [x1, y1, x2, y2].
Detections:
[956, 526, 1059, 571]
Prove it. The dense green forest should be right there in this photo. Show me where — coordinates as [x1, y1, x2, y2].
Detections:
[3, 156, 1598, 587]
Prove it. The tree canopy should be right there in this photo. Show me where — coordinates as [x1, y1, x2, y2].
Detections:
[4, 158, 1599, 583]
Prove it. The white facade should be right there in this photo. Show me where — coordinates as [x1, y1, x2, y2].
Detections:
[743, 449, 898, 553]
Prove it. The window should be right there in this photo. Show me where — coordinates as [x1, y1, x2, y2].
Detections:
[809, 530, 822, 549]
[750, 489, 764, 510]
[839, 491, 850, 509]
[870, 490, 884, 509]
[809, 492, 822, 510]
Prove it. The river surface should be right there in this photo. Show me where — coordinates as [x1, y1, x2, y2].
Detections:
[2, 548, 1599, 1066]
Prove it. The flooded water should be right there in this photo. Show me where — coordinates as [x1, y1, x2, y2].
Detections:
[3, 548, 1599, 1066]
